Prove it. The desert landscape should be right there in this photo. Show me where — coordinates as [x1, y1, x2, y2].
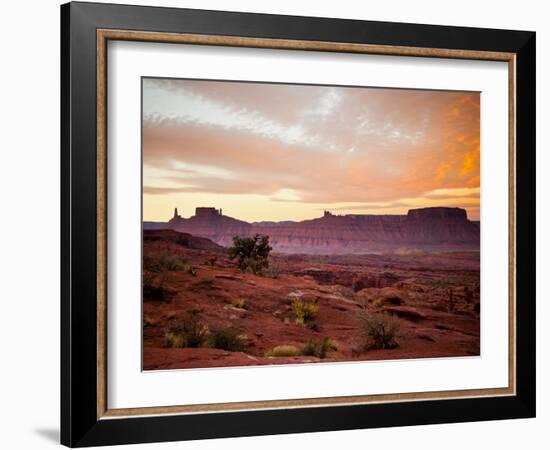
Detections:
[141, 78, 481, 370]
[143, 206, 480, 370]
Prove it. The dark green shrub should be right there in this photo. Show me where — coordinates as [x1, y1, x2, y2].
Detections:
[318, 337, 338, 358]
[228, 234, 272, 275]
[145, 252, 187, 273]
[300, 341, 317, 357]
[143, 274, 171, 302]
[162, 309, 209, 348]
[207, 327, 247, 352]
[301, 337, 338, 359]
[357, 313, 400, 350]
[157, 252, 187, 271]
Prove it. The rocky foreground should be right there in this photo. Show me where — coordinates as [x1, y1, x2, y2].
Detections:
[143, 230, 480, 370]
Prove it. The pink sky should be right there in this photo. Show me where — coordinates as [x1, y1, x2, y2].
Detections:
[142, 78, 480, 222]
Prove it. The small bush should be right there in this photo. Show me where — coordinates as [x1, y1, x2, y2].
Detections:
[292, 301, 318, 325]
[163, 331, 187, 348]
[301, 337, 338, 359]
[159, 252, 187, 271]
[263, 260, 282, 278]
[143, 315, 157, 328]
[265, 345, 301, 357]
[243, 257, 266, 275]
[162, 309, 209, 348]
[319, 337, 338, 358]
[207, 327, 247, 352]
[143, 274, 171, 302]
[300, 341, 317, 357]
[145, 252, 187, 273]
[231, 298, 248, 309]
[357, 313, 400, 350]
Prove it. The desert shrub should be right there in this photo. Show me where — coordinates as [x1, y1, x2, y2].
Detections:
[162, 309, 209, 348]
[143, 274, 171, 302]
[265, 345, 301, 357]
[228, 234, 272, 275]
[160, 252, 186, 271]
[146, 252, 187, 273]
[163, 331, 187, 348]
[207, 327, 247, 352]
[357, 313, 400, 350]
[263, 260, 282, 278]
[301, 337, 338, 359]
[292, 300, 318, 326]
[231, 298, 248, 309]
[300, 341, 317, 357]
[143, 315, 157, 328]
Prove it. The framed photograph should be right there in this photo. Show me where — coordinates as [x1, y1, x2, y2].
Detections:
[61, 1, 536, 447]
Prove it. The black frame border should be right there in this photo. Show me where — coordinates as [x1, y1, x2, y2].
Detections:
[61, 2, 536, 447]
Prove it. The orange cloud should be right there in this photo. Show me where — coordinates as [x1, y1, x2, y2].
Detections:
[143, 79, 480, 221]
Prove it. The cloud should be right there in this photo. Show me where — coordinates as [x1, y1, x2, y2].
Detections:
[424, 187, 480, 200]
[305, 88, 342, 118]
[144, 86, 319, 149]
[142, 79, 480, 220]
[330, 201, 412, 211]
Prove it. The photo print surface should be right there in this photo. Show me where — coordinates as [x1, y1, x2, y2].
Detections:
[142, 78, 480, 371]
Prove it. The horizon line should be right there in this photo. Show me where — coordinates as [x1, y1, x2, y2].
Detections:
[144, 205, 478, 224]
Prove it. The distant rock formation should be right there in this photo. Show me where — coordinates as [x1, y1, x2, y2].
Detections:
[143, 221, 169, 230]
[143, 229, 224, 252]
[144, 206, 479, 254]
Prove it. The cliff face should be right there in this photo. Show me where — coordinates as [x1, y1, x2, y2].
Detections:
[143, 229, 225, 252]
[158, 207, 479, 254]
[167, 215, 251, 247]
[405, 207, 477, 243]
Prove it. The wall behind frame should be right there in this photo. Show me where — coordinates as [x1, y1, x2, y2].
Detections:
[0, 1, 545, 450]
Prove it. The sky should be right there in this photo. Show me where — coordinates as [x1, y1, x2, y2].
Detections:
[142, 78, 480, 222]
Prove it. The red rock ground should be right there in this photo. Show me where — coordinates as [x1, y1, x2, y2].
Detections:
[143, 232, 480, 370]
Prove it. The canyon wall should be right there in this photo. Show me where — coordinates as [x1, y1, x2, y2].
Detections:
[144, 207, 479, 254]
